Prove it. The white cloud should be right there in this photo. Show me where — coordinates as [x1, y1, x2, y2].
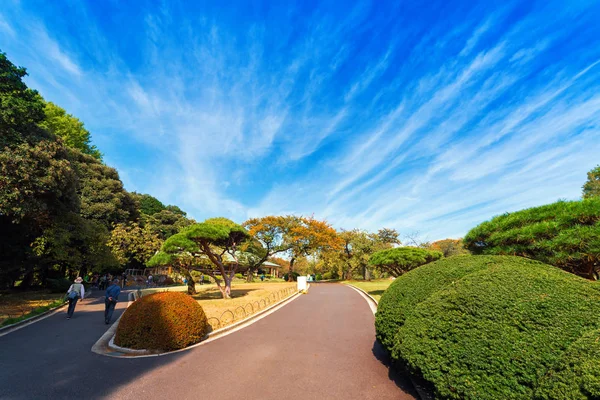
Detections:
[3, 1, 599, 241]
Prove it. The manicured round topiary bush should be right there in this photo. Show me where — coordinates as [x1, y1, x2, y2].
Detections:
[376, 255, 600, 399]
[115, 291, 209, 351]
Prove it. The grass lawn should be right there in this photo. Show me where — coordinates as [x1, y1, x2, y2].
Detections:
[342, 279, 394, 302]
[0, 291, 65, 325]
[193, 282, 296, 329]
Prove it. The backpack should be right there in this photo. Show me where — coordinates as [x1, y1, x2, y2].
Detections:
[68, 283, 82, 300]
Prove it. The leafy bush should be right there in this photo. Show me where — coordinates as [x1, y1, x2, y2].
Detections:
[376, 255, 600, 399]
[534, 328, 600, 399]
[234, 273, 244, 279]
[282, 271, 300, 281]
[322, 271, 337, 280]
[46, 278, 73, 293]
[316, 273, 322, 281]
[464, 197, 600, 278]
[115, 291, 209, 351]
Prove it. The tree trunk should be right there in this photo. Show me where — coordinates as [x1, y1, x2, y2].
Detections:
[246, 269, 255, 282]
[288, 257, 295, 282]
[20, 269, 34, 288]
[184, 270, 196, 295]
[215, 276, 232, 299]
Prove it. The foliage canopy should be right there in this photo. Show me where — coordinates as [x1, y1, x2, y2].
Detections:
[369, 247, 442, 277]
[463, 198, 600, 278]
[583, 165, 600, 199]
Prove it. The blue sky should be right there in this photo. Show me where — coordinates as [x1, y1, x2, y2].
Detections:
[1, 0, 599, 241]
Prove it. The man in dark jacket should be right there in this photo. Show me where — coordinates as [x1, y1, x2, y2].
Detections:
[104, 279, 121, 325]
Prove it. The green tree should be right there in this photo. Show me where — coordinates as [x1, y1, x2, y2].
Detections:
[108, 222, 163, 269]
[144, 209, 193, 239]
[148, 250, 200, 295]
[0, 140, 80, 287]
[150, 218, 249, 298]
[335, 228, 399, 280]
[0, 140, 78, 224]
[0, 52, 47, 148]
[369, 247, 443, 277]
[132, 192, 167, 215]
[67, 149, 138, 227]
[32, 212, 118, 280]
[583, 165, 600, 199]
[39, 101, 102, 160]
[464, 198, 600, 279]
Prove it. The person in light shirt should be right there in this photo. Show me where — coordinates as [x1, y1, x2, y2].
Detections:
[66, 277, 85, 320]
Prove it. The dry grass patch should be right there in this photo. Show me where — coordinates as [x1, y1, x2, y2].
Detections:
[342, 279, 393, 302]
[0, 291, 64, 324]
[192, 282, 296, 329]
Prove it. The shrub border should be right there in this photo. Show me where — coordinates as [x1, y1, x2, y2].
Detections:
[93, 285, 306, 358]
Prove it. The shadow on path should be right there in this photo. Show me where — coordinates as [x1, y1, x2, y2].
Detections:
[372, 339, 419, 397]
[0, 291, 186, 400]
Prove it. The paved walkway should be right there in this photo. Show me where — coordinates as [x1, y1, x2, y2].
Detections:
[0, 284, 415, 400]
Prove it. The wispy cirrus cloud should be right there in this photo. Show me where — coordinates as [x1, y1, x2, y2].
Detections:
[1, 0, 599, 239]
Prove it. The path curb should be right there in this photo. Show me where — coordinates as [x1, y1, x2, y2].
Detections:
[344, 284, 379, 306]
[93, 288, 303, 358]
[0, 301, 68, 337]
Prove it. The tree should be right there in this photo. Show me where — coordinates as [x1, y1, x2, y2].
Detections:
[108, 222, 163, 269]
[333, 228, 400, 280]
[0, 52, 46, 148]
[243, 216, 294, 282]
[369, 247, 443, 277]
[429, 238, 470, 257]
[145, 209, 193, 239]
[32, 213, 118, 280]
[377, 228, 401, 245]
[148, 245, 200, 295]
[0, 140, 78, 224]
[67, 149, 138, 227]
[132, 192, 167, 215]
[583, 165, 600, 199]
[284, 217, 342, 281]
[464, 198, 600, 279]
[39, 101, 102, 160]
[150, 218, 249, 297]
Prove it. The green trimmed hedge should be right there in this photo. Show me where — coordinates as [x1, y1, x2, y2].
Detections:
[115, 291, 209, 351]
[376, 255, 600, 399]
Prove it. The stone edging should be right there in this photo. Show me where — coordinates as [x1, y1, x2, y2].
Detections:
[0, 301, 68, 337]
[344, 283, 378, 314]
[94, 287, 304, 358]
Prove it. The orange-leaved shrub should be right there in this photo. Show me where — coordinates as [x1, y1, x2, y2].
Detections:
[115, 291, 209, 351]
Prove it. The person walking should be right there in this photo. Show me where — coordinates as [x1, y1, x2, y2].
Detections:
[104, 279, 121, 325]
[66, 277, 85, 319]
[200, 273, 204, 285]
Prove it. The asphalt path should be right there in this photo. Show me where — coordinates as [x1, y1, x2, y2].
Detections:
[0, 284, 415, 400]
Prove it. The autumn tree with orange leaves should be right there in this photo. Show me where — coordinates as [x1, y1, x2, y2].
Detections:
[284, 216, 343, 281]
[245, 216, 342, 281]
